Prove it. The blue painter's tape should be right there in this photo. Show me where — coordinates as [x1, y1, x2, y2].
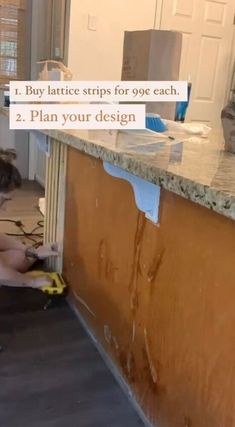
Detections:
[103, 162, 160, 224]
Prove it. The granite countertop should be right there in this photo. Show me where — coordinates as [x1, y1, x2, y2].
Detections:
[1, 105, 235, 221]
[41, 128, 235, 221]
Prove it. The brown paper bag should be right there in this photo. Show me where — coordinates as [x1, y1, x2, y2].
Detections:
[121, 29, 182, 120]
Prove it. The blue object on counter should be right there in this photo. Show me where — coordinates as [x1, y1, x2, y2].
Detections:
[175, 82, 192, 122]
[146, 113, 167, 133]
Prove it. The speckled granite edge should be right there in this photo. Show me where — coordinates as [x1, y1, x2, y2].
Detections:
[0, 105, 234, 220]
[42, 130, 235, 222]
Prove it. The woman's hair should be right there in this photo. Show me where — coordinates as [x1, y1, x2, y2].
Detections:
[0, 149, 22, 193]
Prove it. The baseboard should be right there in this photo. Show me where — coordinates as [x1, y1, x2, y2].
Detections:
[67, 296, 153, 427]
[35, 174, 45, 188]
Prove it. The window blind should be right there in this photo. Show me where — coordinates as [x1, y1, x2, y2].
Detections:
[0, 0, 26, 84]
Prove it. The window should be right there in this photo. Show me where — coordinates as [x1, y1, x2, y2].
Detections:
[0, 0, 26, 84]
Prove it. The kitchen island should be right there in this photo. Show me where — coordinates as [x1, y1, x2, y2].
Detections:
[1, 105, 235, 426]
[41, 127, 235, 427]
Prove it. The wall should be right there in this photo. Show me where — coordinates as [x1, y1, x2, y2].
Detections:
[28, 0, 53, 184]
[29, 0, 159, 181]
[29, 0, 70, 185]
[67, 0, 158, 80]
[0, 115, 29, 179]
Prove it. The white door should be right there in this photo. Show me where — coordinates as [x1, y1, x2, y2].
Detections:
[158, 0, 235, 126]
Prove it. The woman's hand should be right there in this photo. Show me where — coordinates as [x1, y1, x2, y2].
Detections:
[34, 243, 59, 260]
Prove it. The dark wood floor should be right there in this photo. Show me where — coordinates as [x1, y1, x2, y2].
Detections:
[0, 288, 143, 427]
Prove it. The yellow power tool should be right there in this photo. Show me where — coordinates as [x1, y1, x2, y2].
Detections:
[26, 271, 67, 296]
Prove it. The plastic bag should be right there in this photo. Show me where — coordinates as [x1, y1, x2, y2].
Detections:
[164, 120, 211, 137]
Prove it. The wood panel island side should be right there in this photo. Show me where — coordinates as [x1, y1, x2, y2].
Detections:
[19, 120, 235, 426]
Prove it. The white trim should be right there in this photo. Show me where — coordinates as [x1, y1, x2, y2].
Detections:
[225, 27, 235, 103]
[55, 143, 67, 273]
[28, 133, 37, 180]
[44, 139, 67, 273]
[35, 173, 45, 188]
[154, 0, 164, 29]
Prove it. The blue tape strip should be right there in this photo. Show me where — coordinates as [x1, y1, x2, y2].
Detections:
[103, 162, 160, 224]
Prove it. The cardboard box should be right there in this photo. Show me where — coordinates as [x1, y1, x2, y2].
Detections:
[121, 29, 182, 119]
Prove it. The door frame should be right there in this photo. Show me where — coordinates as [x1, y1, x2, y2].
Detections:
[28, 0, 71, 181]
[225, 29, 235, 102]
[154, 0, 164, 28]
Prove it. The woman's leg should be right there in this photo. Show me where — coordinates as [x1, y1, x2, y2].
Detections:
[0, 233, 26, 251]
[0, 258, 52, 289]
[0, 237, 59, 288]
[0, 249, 36, 272]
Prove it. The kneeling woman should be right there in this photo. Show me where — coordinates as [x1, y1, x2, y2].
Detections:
[0, 151, 57, 289]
